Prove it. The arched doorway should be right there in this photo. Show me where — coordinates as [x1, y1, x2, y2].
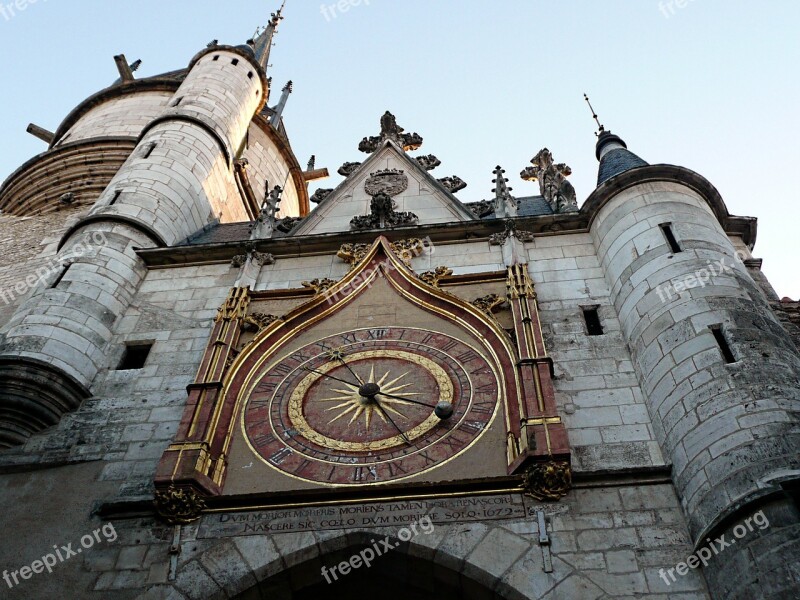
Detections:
[233, 538, 504, 600]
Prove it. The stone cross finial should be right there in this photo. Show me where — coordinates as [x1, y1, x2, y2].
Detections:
[522, 149, 578, 213]
[358, 111, 423, 154]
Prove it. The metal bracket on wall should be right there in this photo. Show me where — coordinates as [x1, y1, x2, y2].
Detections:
[168, 525, 182, 581]
[537, 510, 553, 573]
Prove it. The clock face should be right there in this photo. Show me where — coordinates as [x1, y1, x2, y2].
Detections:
[240, 327, 500, 485]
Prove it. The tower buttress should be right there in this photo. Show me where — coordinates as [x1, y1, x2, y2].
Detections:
[0, 26, 275, 446]
[588, 133, 800, 598]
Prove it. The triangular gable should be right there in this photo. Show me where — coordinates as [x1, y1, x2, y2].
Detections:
[292, 140, 476, 236]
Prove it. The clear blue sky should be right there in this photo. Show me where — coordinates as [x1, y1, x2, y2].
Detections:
[0, 0, 797, 298]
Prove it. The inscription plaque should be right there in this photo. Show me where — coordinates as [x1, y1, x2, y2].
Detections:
[198, 493, 528, 538]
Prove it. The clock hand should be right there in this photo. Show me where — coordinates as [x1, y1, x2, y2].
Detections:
[299, 365, 359, 387]
[334, 354, 364, 385]
[372, 399, 411, 445]
[375, 392, 438, 409]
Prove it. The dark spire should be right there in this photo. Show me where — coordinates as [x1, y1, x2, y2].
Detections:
[249, 2, 286, 70]
[584, 94, 648, 186]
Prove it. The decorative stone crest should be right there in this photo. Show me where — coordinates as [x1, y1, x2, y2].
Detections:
[350, 192, 418, 230]
[358, 111, 423, 154]
[419, 266, 453, 288]
[302, 278, 338, 295]
[522, 460, 572, 501]
[522, 148, 578, 213]
[416, 154, 442, 171]
[154, 486, 207, 525]
[472, 294, 506, 315]
[338, 162, 362, 177]
[311, 188, 333, 204]
[242, 312, 279, 333]
[438, 176, 467, 194]
[364, 169, 409, 197]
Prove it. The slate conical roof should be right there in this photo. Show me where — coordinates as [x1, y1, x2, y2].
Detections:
[595, 130, 648, 186]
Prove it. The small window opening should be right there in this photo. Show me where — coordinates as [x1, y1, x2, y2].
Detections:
[109, 190, 122, 206]
[710, 325, 736, 364]
[213, 55, 220, 61]
[143, 143, 157, 159]
[660, 223, 682, 254]
[231, 58, 239, 66]
[247, 71, 254, 79]
[117, 343, 153, 370]
[583, 307, 604, 336]
[51, 264, 70, 288]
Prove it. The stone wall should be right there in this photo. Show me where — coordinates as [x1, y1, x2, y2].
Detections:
[0, 206, 87, 328]
[59, 92, 174, 144]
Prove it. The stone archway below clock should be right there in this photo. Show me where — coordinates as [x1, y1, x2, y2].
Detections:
[133, 523, 579, 600]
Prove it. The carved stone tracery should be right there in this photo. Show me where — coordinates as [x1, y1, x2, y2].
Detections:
[418, 266, 454, 288]
[310, 188, 333, 204]
[350, 192, 418, 231]
[522, 461, 572, 501]
[242, 312, 279, 333]
[438, 175, 467, 194]
[358, 111, 424, 154]
[338, 162, 362, 177]
[301, 278, 338, 295]
[416, 154, 442, 171]
[522, 148, 578, 213]
[472, 294, 506, 315]
[154, 486, 207, 525]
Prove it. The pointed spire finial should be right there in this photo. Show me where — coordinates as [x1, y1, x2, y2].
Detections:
[249, 2, 287, 70]
[492, 166, 517, 218]
[583, 93, 605, 136]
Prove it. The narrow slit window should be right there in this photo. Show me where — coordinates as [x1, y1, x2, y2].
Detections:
[660, 223, 682, 254]
[109, 191, 121, 206]
[51, 265, 70, 288]
[583, 307, 604, 336]
[143, 143, 156, 159]
[710, 325, 736, 364]
[117, 343, 153, 370]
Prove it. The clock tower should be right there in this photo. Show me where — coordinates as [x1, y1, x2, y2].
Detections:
[0, 7, 797, 600]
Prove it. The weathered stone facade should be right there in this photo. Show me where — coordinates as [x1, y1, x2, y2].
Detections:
[0, 10, 797, 600]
